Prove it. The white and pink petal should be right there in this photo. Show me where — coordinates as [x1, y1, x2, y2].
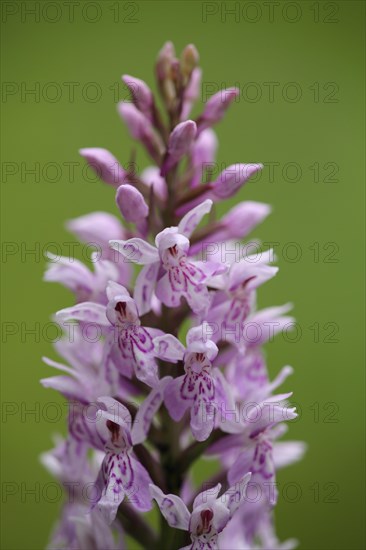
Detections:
[149, 484, 190, 530]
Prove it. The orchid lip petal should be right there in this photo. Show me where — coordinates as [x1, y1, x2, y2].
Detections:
[109, 238, 159, 265]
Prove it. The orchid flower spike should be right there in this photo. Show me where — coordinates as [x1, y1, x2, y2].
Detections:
[40, 42, 304, 550]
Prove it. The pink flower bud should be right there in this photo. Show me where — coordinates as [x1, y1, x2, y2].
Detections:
[187, 201, 271, 257]
[221, 201, 271, 238]
[66, 211, 124, 244]
[79, 148, 126, 186]
[118, 102, 164, 163]
[180, 67, 202, 121]
[115, 184, 149, 223]
[141, 166, 168, 201]
[161, 120, 197, 176]
[198, 87, 239, 132]
[122, 75, 154, 120]
[190, 128, 218, 187]
[118, 102, 150, 140]
[156, 42, 177, 105]
[211, 163, 263, 199]
[180, 44, 199, 79]
[156, 41, 176, 81]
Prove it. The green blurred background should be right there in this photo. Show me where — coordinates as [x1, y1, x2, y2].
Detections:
[1, 1, 365, 548]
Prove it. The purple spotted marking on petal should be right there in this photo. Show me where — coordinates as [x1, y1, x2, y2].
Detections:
[161, 497, 180, 527]
[251, 437, 275, 480]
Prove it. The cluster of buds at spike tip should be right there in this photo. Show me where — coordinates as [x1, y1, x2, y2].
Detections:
[155, 42, 200, 126]
[41, 42, 305, 550]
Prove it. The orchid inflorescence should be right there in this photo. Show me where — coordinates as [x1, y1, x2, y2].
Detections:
[41, 42, 305, 550]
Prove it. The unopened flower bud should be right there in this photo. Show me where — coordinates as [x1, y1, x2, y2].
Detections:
[189, 202, 270, 256]
[141, 166, 168, 201]
[176, 162, 263, 216]
[198, 87, 239, 133]
[190, 128, 218, 187]
[156, 41, 177, 106]
[122, 75, 154, 121]
[180, 44, 199, 80]
[115, 184, 149, 223]
[221, 201, 271, 238]
[79, 148, 127, 186]
[66, 212, 124, 248]
[118, 102, 164, 163]
[211, 163, 263, 199]
[180, 67, 202, 121]
[161, 120, 197, 176]
[156, 41, 176, 81]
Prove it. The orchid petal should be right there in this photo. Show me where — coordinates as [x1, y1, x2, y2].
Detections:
[56, 302, 109, 325]
[228, 451, 254, 486]
[131, 377, 172, 445]
[164, 376, 190, 422]
[94, 454, 126, 523]
[273, 441, 307, 470]
[127, 457, 153, 511]
[79, 148, 126, 186]
[246, 399, 297, 438]
[193, 483, 221, 509]
[222, 472, 252, 515]
[106, 281, 130, 302]
[133, 262, 160, 316]
[41, 375, 84, 402]
[97, 396, 132, 428]
[110, 238, 159, 265]
[154, 334, 185, 362]
[190, 399, 216, 441]
[149, 484, 190, 530]
[178, 199, 213, 238]
[66, 211, 124, 248]
[132, 345, 159, 388]
[155, 272, 183, 308]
